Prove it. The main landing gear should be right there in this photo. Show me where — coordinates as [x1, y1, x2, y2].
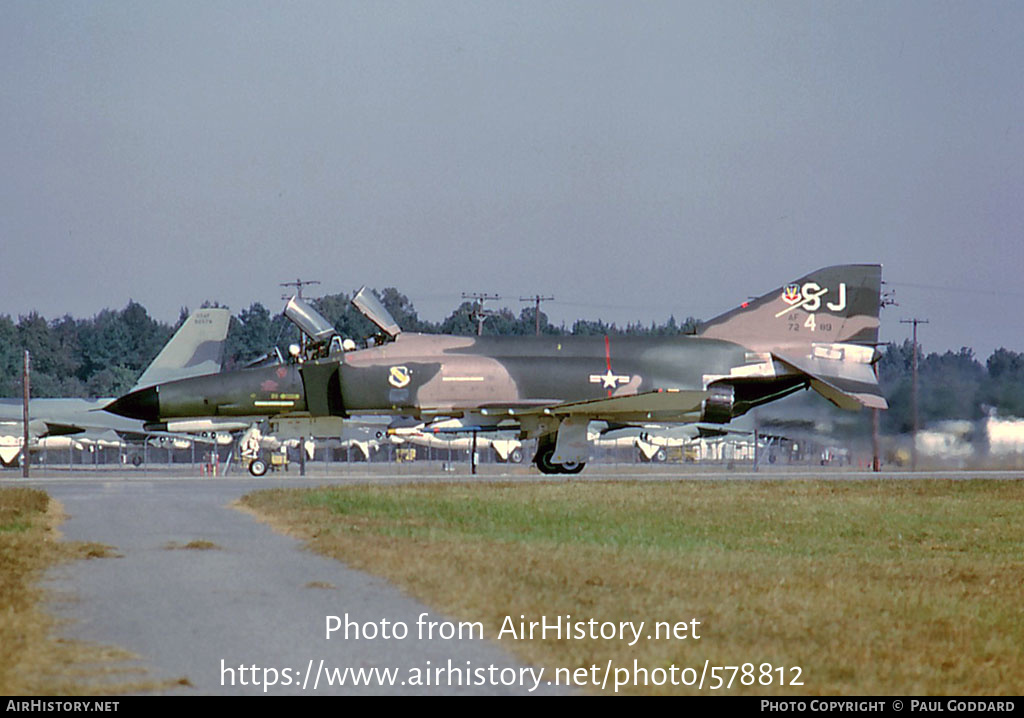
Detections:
[533, 437, 585, 475]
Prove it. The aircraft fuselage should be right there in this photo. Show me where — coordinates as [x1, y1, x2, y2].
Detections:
[107, 333, 809, 431]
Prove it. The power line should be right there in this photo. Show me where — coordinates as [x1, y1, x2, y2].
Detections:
[888, 281, 1024, 299]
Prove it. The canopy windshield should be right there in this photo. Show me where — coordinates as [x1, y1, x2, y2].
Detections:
[352, 287, 401, 338]
[284, 296, 336, 341]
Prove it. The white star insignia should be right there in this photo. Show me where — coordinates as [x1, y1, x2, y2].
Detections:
[590, 370, 629, 389]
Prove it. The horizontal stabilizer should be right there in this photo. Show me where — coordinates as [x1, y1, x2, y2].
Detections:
[775, 351, 888, 411]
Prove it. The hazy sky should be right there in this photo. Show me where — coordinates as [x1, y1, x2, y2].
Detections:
[2, 1, 1022, 358]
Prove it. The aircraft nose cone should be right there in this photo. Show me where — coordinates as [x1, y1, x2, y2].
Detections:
[105, 387, 159, 422]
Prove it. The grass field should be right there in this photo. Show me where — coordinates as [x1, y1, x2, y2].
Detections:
[241, 479, 1024, 695]
[0, 488, 179, 695]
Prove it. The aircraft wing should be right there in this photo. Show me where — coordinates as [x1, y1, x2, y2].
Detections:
[0, 398, 228, 467]
[0, 418, 54, 441]
[480, 389, 708, 422]
[0, 415, 88, 467]
[33, 420, 87, 437]
[0, 417, 221, 447]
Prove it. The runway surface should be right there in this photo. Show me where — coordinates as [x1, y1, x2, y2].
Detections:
[7, 466, 1023, 695]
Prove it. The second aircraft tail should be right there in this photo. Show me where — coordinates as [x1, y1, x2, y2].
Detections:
[131, 308, 231, 392]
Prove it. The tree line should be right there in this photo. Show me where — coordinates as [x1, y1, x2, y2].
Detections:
[876, 342, 1024, 433]
[2, 290, 1023, 433]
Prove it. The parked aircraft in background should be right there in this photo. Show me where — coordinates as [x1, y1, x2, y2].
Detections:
[0, 308, 230, 468]
[106, 265, 886, 475]
[589, 420, 740, 462]
[387, 417, 524, 463]
[238, 416, 388, 475]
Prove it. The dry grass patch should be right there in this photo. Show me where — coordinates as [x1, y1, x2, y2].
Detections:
[240, 480, 1024, 695]
[305, 581, 336, 590]
[0, 487, 182, 694]
[164, 540, 220, 551]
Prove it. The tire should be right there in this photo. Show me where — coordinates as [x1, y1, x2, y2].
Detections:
[535, 446, 585, 475]
[131, 455, 143, 467]
[653, 448, 667, 462]
[249, 459, 268, 477]
[509, 448, 523, 464]
[534, 444, 561, 475]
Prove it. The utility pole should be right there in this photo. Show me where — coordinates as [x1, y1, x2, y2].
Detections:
[752, 428, 759, 473]
[22, 350, 29, 478]
[280, 277, 320, 300]
[872, 409, 881, 472]
[519, 295, 554, 335]
[900, 318, 929, 471]
[461, 292, 501, 336]
[873, 285, 898, 472]
[281, 278, 321, 353]
[471, 430, 478, 475]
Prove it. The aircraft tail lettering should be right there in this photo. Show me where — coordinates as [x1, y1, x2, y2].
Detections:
[698, 264, 887, 410]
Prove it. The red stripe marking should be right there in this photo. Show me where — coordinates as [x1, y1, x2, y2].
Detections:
[604, 335, 612, 397]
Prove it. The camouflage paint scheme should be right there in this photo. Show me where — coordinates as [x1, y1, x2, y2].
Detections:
[106, 265, 886, 474]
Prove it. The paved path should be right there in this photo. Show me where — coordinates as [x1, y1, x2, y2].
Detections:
[26, 475, 566, 695]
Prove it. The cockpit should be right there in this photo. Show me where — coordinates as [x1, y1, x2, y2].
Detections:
[282, 287, 402, 363]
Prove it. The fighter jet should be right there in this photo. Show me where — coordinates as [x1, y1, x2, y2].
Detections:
[105, 265, 887, 474]
[0, 308, 231, 467]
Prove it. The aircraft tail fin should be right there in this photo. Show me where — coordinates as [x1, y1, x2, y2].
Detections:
[131, 308, 231, 392]
[698, 264, 882, 348]
[698, 264, 886, 410]
[0, 446, 22, 468]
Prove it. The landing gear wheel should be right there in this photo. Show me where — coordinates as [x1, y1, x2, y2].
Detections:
[534, 445, 562, 475]
[534, 445, 585, 475]
[249, 459, 268, 477]
[533, 435, 586, 475]
[509, 448, 524, 464]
